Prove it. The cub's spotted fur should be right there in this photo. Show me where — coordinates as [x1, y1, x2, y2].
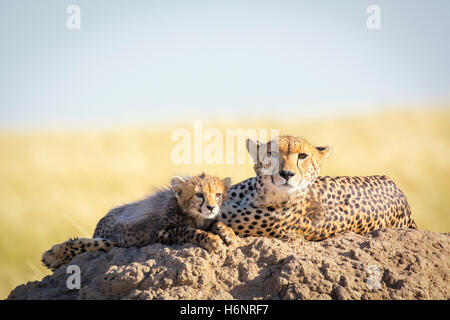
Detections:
[219, 135, 417, 240]
[42, 173, 236, 270]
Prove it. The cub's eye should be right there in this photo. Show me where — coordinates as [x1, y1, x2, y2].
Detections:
[216, 193, 222, 198]
[195, 192, 203, 198]
[298, 153, 308, 160]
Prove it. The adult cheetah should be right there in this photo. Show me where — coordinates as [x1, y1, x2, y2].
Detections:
[219, 135, 417, 240]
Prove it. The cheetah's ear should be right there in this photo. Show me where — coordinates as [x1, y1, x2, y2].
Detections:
[315, 145, 333, 162]
[222, 177, 232, 189]
[170, 176, 186, 189]
[246, 139, 261, 163]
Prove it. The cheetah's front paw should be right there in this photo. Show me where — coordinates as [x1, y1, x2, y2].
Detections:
[202, 234, 225, 253]
[214, 222, 238, 245]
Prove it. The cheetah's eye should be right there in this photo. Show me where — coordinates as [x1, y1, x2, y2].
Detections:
[216, 193, 222, 198]
[195, 192, 203, 198]
[298, 153, 308, 160]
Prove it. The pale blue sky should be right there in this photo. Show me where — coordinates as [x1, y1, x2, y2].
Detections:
[0, 0, 449, 129]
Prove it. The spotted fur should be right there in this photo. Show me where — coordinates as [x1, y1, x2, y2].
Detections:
[42, 173, 235, 270]
[219, 135, 417, 240]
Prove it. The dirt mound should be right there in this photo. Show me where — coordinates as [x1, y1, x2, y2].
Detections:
[7, 229, 449, 300]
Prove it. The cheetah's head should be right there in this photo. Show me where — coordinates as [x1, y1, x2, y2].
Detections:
[170, 173, 232, 220]
[247, 135, 332, 196]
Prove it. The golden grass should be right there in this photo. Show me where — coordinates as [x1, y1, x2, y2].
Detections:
[0, 109, 449, 298]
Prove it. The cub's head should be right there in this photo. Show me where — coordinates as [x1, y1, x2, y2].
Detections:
[170, 173, 231, 220]
[247, 135, 332, 194]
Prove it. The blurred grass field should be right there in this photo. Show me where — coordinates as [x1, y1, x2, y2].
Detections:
[0, 109, 449, 299]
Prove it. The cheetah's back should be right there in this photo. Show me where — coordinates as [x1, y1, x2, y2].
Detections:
[301, 175, 416, 240]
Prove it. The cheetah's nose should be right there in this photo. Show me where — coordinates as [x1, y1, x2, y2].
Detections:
[206, 205, 214, 211]
[279, 170, 295, 180]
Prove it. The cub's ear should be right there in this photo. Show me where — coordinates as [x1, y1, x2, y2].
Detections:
[170, 176, 186, 189]
[246, 139, 261, 163]
[315, 145, 333, 162]
[222, 177, 232, 189]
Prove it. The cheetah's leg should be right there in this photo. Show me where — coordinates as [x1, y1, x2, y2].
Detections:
[42, 237, 115, 271]
[211, 221, 238, 245]
[156, 226, 224, 252]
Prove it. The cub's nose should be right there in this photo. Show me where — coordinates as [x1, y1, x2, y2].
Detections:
[206, 205, 214, 211]
[279, 170, 295, 180]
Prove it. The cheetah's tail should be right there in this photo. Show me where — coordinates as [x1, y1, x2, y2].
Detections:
[41, 237, 115, 271]
[406, 205, 418, 230]
[408, 219, 418, 230]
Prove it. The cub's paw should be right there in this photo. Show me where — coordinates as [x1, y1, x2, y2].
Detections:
[202, 234, 225, 253]
[42, 243, 72, 271]
[214, 222, 238, 245]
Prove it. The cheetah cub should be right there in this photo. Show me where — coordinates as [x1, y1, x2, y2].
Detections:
[42, 173, 237, 270]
